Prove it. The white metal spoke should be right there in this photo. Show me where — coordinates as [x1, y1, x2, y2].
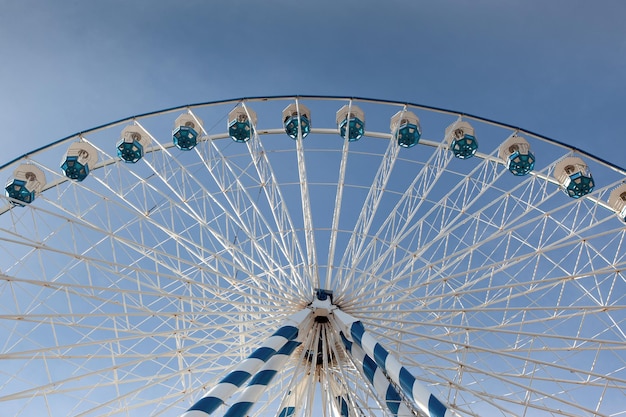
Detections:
[341, 167, 620, 311]
[294, 99, 319, 288]
[336, 142, 454, 300]
[243, 105, 310, 296]
[337, 130, 400, 291]
[326, 130, 351, 290]
[132, 121, 299, 301]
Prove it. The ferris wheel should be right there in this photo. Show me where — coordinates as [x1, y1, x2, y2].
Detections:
[1, 96, 625, 417]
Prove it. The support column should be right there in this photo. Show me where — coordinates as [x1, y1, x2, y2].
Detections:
[223, 340, 301, 417]
[182, 309, 311, 417]
[340, 333, 412, 417]
[333, 309, 450, 417]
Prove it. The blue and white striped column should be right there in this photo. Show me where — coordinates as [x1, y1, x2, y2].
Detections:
[340, 332, 412, 417]
[182, 309, 311, 417]
[327, 370, 352, 417]
[334, 309, 450, 417]
[277, 378, 308, 417]
[336, 395, 350, 417]
[223, 339, 301, 417]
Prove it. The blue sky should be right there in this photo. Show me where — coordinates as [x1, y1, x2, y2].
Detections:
[0, 0, 625, 166]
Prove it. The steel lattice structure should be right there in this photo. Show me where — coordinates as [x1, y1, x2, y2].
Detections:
[1, 96, 625, 417]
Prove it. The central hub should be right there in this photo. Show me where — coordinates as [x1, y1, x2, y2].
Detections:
[305, 289, 337, 367]
[310, 289, 335, 323]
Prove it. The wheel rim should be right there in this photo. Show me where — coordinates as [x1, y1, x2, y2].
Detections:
[1, 96, 625, 416]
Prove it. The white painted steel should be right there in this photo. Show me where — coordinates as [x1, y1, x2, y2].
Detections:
[0, 96, 624, 417]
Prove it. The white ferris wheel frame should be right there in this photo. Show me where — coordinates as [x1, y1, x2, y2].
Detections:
[0, 95, 625, 417]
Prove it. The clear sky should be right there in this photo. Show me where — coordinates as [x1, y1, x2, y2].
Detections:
[0, 1, 624, 166]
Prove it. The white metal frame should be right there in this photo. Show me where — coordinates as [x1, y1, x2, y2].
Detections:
[0, 96, 624, 417]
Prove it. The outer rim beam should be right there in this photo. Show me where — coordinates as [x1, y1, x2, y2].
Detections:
[3, 95, 623, 173]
